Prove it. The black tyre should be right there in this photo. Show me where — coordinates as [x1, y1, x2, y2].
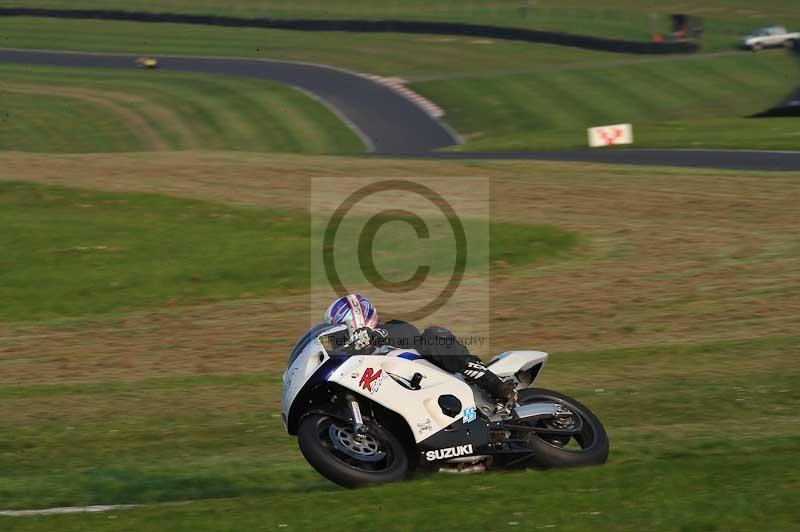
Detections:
[298, 414, 408, 488]
[516, 388, 609, 468]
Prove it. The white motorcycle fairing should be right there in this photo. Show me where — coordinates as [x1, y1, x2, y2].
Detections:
[281, 323, 549, 465]
[328, 353, 476, 443]
[488, 350, 548, 387]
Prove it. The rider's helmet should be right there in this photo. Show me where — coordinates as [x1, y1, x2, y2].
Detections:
[324, 294, 379, 331]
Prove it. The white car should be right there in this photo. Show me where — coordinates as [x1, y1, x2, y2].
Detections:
[740, 26, 799, 51]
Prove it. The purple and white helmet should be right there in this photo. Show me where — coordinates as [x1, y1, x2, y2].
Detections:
[324, 294, 379, 330]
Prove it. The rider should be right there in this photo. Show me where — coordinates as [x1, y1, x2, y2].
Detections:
[323, 293, 515, 405]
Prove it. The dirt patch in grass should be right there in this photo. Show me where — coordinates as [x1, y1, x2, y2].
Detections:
[0, 152, 798, 385]
[0, 151, 519, 210]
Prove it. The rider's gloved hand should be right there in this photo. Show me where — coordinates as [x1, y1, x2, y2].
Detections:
[350, 327, 388, 351]
[350, 327, 372, 350]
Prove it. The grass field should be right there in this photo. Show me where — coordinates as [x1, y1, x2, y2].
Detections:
[2, 335, 798, 531]
[0, 64, 363, 153]
[2, 3, 800, 527]
[411, 50, 800, 151]
[4, 0, 800, 51]
[0, 152, 798, 530]
[0, 180, 571, 322]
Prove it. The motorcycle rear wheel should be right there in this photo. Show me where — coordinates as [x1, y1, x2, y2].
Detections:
[517, 388, 609, 468]
[298, 414, 408, 488]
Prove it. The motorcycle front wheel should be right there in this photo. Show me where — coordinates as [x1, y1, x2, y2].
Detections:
[298, 414, 408, 488]
[516, 388, 609, 468]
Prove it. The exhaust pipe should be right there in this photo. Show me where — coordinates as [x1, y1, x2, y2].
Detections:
[446, 455, 490, 464]
[513, 402, 560, 421]
[438, 463, 486, 474]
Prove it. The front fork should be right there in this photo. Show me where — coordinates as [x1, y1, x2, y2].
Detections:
[347, 394, 367, 435]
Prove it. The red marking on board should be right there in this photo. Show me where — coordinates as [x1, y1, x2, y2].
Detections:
[598, 127, 624, 145]
[359, 368, 383, 392]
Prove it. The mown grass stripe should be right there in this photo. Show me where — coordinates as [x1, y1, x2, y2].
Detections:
[214, 77, 306, 153]
[0, 63, 363, 154]
[0, 90, 148, 152]
[415, 52, 799, 150]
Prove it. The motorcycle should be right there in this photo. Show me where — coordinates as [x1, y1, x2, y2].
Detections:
[281, 323, 608, 488]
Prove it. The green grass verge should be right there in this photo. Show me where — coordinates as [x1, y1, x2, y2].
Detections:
[0, 64, 363, 154]
[410, 51, 800, 151]
[1, 334, 797, 530]
[458, 117, 800, 151]
[0, 181, 577, 322]
[3, 0, 800, 51]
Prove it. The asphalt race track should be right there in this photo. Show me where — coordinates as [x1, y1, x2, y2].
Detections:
[420, 149, 800, 171]
[3, 48, 800, 171]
